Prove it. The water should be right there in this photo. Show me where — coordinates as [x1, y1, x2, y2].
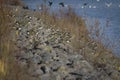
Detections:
[22, 0, 120, 57]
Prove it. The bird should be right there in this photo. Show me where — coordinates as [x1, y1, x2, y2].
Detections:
[38, 6, 41, 10]
[80, 3, 88, 9]
[59, 2, 64, 7]
[48, 1, 53, 7]
[105, 2, 112, 7]
[97, 0, 100, 2]
[89, 5, 92, 8]
[23, 6, 29, 9]
[119, 5, 120, 7]
[83, 3, 88, 6]
[93, 6, 96, 8]
[64, 4, 68, 7]
[81, 6, 84, 8]
[81, 3, 88, 8]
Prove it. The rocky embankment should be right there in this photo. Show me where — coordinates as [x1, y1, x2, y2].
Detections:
[11, 6, 119, 80]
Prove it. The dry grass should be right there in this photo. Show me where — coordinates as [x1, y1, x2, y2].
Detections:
[0, 0, 31, 80]
[34, 4, 120, 80]
[0, 0, 11, 78]
[84, 18, 120, 80]
[35, 5, 88, 50]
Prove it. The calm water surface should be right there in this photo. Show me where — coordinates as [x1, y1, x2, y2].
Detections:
[22, 0, 120, 57]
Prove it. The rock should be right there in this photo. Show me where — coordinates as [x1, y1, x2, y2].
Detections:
[31, 68, 43, 77]
[50, 61, 62, 72]
[40, 52, 52, 63]
[29, 54, 42, 65]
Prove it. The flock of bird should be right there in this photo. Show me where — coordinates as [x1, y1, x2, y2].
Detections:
[44, 0, 120, 9]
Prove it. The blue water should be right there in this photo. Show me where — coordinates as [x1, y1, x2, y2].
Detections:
[22, 0, 120, 57]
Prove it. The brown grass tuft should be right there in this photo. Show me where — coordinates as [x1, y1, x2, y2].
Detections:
[0, 0, 30, 80]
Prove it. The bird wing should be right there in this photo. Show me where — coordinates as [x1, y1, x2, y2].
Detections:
[105, 2, 112, 7]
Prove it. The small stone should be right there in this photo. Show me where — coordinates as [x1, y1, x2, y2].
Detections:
[28, 22, 31, 24]
[15, 8, 18, 12]
[18, 27, 22, 31]
[39, 27, 43, 30]
[66, 40, 70, 43]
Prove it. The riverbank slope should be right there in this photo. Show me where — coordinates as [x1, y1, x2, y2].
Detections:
[0, 2, 120, 80]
